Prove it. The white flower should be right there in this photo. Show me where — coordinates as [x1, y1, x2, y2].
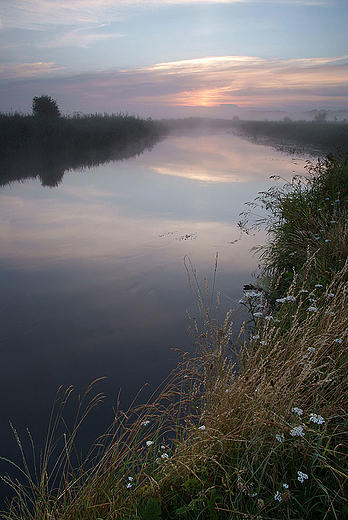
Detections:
[297, 471, 308, 483]
[283, 483, 289, 489]
[146, 440, 154, 446]
[329, 293, 335, 297]
[309, 413, 325, 425]
[334, 338, 343, 344]
[286, 295, 296, 302]
[141, 420, 150, 426]
[307, 347, 316, 352]
[198, 425, 206, 430]
[308, 306, 318, 312]
[126, 482, 132, 489]
[274, 491, 282, 502]
[315, 284, 323, 288]
[276, 434, 284, 443]
[161, 453, 169, 460]
[291, 407, 303, 416]
[290, 426, 305, 437]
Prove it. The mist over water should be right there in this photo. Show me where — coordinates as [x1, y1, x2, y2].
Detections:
[0, 131, 311, 505]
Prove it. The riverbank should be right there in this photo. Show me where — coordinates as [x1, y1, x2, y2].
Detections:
[1, 154, 347, 519]
[0, 112, 165, 186]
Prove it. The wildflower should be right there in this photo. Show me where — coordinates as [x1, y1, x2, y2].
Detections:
[297, 471, 308, 483]
[334, 338, 343, 344]
[274, 491, 282, 502]
[198, 425, 206, 430]
[330, 220, 336, 224]
[248, 492, 257, 497]
[300, 289, 309, 293]
[308, 306, 318, 312]
[161, 453, 169, 460]
[253, 312, 263, 318]
[161, 445, 166, 449]
[126, 476, 133, 489]
[141, 420, 150, 426]
[291, 407, 303, 416]
[276, 434, 284, 443]
[146, 440, 154, 446]
[325, 239, 331, 243]
[260, 341, 267, 346]
[290, 426, 305, 437]
[283, 483, 289, 489]
[286, 295, 296, 302]
[307, 347, 316, 352]
[309, 413, 325, 425]
[328, 293, 335, 297]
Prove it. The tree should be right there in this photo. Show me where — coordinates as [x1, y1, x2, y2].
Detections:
[32, 95, 61, 118]
[313, 110, 327, 123]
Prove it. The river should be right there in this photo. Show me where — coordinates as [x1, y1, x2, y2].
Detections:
[0, 130, 311, 505]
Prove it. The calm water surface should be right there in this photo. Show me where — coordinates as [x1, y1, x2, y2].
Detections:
[0, 131, 309, 503]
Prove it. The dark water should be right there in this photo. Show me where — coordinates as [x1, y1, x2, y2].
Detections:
[0, 131, 309, 505]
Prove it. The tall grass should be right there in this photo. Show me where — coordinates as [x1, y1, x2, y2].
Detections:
[1, 155, 347, 519]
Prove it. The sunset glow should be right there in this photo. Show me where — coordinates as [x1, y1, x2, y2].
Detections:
[0, 0, 347, 116]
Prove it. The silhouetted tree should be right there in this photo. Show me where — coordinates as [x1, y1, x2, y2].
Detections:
[313, 110, 327, 123]
[32, 95, 61, 118]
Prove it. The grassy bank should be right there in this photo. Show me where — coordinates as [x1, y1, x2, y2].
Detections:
[0, 112, 165, 187]
[1, 155, 347, 519]
[0, 112, 164, 156]
[161, 117, 348, 155]
[234, 120, 348, 155]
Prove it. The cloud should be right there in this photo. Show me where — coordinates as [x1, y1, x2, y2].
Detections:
[0, 61, 67, 79]
[1, 0, 334, 30]
[1, 55, 347, 113]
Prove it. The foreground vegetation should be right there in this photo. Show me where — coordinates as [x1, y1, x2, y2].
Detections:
[1, 155, 347, 519]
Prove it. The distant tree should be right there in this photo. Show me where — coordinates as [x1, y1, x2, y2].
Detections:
[313, 110, 327, 123]
[232, 115, 240, 122]
[283, 116, 292, 123]
[32, 95, 61, 117]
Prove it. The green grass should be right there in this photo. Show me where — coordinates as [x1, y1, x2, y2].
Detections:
[1, 154, 347, 519]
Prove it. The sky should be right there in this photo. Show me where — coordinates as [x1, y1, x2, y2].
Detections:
[0, 0, 347, 118]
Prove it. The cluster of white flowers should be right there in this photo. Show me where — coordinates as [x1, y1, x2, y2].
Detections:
[276, 434, 284, 443]
[297, 471, 309, 483]
[291, 406, 303, 416]
[309, 413, 325, 425]
[126, 476, 133, 489]
[308, 306, 318, 312]
[141, 420, 150, 426]
[276, 295, 296, 303]
[274, 491, 282, 502]
[334, 338, 343, 344]
[198, 425, 206, 431]
[146, 440, 154, 447]
[290, 426, 305, 437]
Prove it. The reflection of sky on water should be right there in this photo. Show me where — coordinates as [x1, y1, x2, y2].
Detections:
[0, 133, 308, 503]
